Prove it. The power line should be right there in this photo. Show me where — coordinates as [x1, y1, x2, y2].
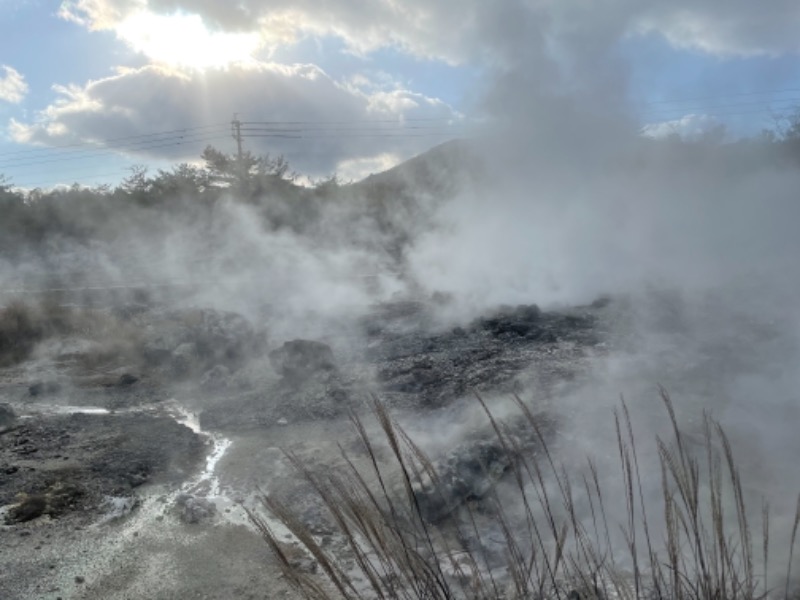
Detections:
[641, 106, 800, 125]
[239, 117, 463, 125]
[0, 89, 796, 152]
[641, 100, 800, 118]
[0, 130, 230, 167]
[634, 87, 800, 107]
[640, 99, 800, 119]
[2, 93, 798, 188]
[0, 119, 469, 168]
[0, 132, 231, 170]
[238, 125, 467, 134]
[0, 123, 230, 159]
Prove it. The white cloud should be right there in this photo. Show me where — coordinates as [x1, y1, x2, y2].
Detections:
[8, 62, 463, 178]
[641, 114, 725, 140]
[59, 0, 800, 67]
[0, 65, 29, 104]
[334, 152, 401, 182]
[632, 2, 800, 57]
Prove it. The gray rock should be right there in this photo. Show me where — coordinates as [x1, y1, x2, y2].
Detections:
[0, 403, 16, 432]
[99, 495, 139, 522]
[171, 342, 198, 376]
[475, 304, 542, 338]
[175, 493, 216, 524]
[269, 340, 336, 382]
[200, 364, 231, 392]
[186, 309, 263, 368]
[140, 308, 265, 376]
[28, 380, 62, 397]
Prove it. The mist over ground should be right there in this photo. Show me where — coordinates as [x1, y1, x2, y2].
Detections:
[3, 3, 800, 595]
[3, 105, 800, 522]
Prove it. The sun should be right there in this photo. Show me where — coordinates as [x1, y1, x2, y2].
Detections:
[116, 11, 262, 70]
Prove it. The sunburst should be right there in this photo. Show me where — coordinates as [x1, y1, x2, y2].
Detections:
[116, 11, 262, 70]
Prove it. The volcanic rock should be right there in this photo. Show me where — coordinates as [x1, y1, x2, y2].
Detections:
[200, 364, 231, 391]
[117, 373, 139, 386]
[175, 493, 216, 524]
[414, 411, 558, 523]
[7, 494, 47, 523]
[28, 380, 62, 397]
[171, 342, 198, 376]
[0, 403, 16, 432]
[5, 482, 85, 524]
[0, 412, 205, 521]
[269, 339, 336, 382]
[140, 308, 265, 376]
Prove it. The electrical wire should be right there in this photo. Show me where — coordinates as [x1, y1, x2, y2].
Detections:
[0, 123, 230, 158]
[633, 87, 800, 107]
[0, 132, 232, 170]
[2, 92, 800, 188]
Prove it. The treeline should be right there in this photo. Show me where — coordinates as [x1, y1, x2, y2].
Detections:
[4, 130, 800, 262]
[0, 143, 455, 269]
[0, 146, 350, 259]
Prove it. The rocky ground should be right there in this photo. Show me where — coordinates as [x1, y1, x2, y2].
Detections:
[0, 295, 615, 599]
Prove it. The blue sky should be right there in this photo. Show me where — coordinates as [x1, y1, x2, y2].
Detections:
[2, 0, 800, 188]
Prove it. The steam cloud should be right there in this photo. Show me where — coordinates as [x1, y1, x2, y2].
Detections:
[6, 0, 800, 586]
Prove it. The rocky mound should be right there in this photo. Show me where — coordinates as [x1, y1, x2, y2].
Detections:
[1, 411, 204, 524]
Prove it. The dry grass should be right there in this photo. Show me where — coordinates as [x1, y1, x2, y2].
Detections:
[248, 390, 800, 600]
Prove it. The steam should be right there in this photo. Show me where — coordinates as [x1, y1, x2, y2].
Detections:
[408, 128, 800, 314]
[390, 37, 800, 578]
[6, 3, 800, 586]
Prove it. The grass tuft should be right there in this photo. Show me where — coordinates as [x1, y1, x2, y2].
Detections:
[249, 390, 800, 600]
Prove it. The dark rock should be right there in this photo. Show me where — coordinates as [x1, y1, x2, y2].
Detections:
[3, 482, 86, 524]
[7, 494, 47, 523]
[44, 482, 85, 517]
[477, 304, 542, 338]
[269, 340, 336, 382]
[117, 373, 139, 386]
[0, 404, 16, 432]
[194, 299, 603, 429]
[28, 381, 62, 397]
[414, 411, 558, 524]
[175, 493, 216, 524]
[590, 295, 612, 309]
[0, 411, 206, 519]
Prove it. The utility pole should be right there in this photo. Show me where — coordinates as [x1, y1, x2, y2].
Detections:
[231, 114, 243, 161]
[231, 114, 245, 183]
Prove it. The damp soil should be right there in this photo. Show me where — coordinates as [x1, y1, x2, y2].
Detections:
[0, 403, 303, 600]
[0, 298, 614, 599]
